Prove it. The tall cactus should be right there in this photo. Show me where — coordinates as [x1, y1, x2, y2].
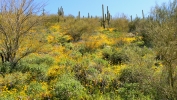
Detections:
[101, 4, 111, 28]
[42, 8, 45, 16]
[142, 10, 144, 19]
[130, 15, 132, 22]
[102, 4, 105, 29]
[78, 11, 80, 19]
[58, 6, 64, 22]
[107, 6, 111, 26]
[58, 6, 64, 16]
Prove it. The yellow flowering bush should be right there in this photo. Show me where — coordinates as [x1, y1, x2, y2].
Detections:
[47, 35, 55, 43]
[47, 65, 65, 79]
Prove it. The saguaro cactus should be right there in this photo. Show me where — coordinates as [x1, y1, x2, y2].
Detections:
[78, 11, 80, 19]
[130, 15, 132, 22]
[107, 6, 111, 26]
[142, 10, 144, 19]
[101, 4, 111, 28]
[102, 4, 106, 29]
[58, 6, 64, 22]
[58, 6, 64, 16]
[42, 8, 45, 16]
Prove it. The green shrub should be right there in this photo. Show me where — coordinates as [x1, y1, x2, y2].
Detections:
[118, 83, 147, 100]
[16, 55, 54, 81]
[51, 74, 88, 99]
[102, 48, 129, 65]
[26, 81, 48, 99]
[110, 16, 129, 32]
[119, 67, 137, 83]
[0, 72, 29, 90]
[57, 35, 71, 44]
[0, 62, 11, 74]
[60, 18, 99, 42]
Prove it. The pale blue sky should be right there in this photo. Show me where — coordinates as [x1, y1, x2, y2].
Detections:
[40, 0, 170, 18]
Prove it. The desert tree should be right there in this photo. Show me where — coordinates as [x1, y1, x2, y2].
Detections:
[0, 0, 45, 68]
[142, 0, 177, 99]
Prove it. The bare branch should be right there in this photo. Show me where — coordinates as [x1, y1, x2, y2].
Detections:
[0, 0, 45, 67]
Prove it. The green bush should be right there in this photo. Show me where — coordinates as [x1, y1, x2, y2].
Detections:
[51, 74, 88, 100]
[60, 18, 99, 42]
[0, 72, 29, 90]
[0, 62, 11, 74]
[118, 83, 148, 100]
[16, 55, 54, 81]
[26, 81, 48, 99]
[57, 35, 71, 45]
[102, 48, 129, 65]
[110, 16, 129, 32]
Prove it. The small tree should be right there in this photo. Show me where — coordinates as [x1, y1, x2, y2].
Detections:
[144, 0, 177, 99]
[0, 0, 45, 68]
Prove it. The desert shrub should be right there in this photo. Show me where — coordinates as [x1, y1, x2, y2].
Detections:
[43, 15, 59, 26]
[118, 83, 147, 100]
[73, 57, 118, 96]
[26, 81, 49, 99]
[131, 18, 153, 47]
[16, 54, 54, 81]
[92, 58, 109, 72]
[84, 34, 113, 52]
[117, 65, 154, 99]
[77, 42, 101, 54]
[18, 54, 54, 68]
[47, 65, 66, 81]
[110, 15, 129, 32]
[60, 18, 99, 42]
[128, 17, 141, 33]
[0, 62, 11, 74]
[57, 35, 72, 44]
[0, 72, 29, 90]
[118, 67, 138, 88]
[57, 56, 76, 67]
[140, 31, 153, 47]
[51, 74, 88, 100]
[128, 21, 136, 33]
[0, 72, 31, 99]
[73, 64, 88, 85]
[109, 45, 156, 99]
[110, 52, 129, 65]
[102, 48, 129, 65]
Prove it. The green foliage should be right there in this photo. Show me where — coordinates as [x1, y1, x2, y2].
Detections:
[26, 81, 47, 99]
[60, 18, 99, 42]
[102, 48, 129, 65]
[51, 74, 87, 99]
[141, 1, 177, 99]
[110, 16, 129, 32]
[128, 17, 141, 33]
[0, 62, 11, 73]
[134, 19, 153, 47]
[16, 54, 54, 81]
[57, 35, 71, 44]
[118, 83, 150, 100]
[0, 72, 29, 90]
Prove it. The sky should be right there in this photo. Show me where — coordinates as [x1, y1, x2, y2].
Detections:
[39, 0, 170, 19]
